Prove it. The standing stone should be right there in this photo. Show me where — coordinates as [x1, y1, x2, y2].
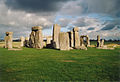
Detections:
[101, 39, 104, 47]
[68, 31, 74, 48]
[86, 35, 90, 47]
[20, 36, 25, 47]
[46, 37, 51, 45]
[4, 32, 13, 49]
[52, 24, 61, 49]
[29, 31, 35, 48]
[33, 26, 43, 49]
[97, 35, 101, 47]
[59, 32, 70, 50]
[73, 27, 80, 48]
[24, 37, 29, 47]
[80, 36, 84, 46]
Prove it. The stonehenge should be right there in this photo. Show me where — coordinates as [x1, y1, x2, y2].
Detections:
[4, 32, 13, 49]
[2, 24, 117, 51]
[3, 24, 95, 51]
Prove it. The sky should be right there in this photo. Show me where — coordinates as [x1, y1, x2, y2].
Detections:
[0, 0, 120, 40]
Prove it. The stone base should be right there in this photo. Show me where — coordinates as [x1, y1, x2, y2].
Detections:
[96, 46, 114, 50]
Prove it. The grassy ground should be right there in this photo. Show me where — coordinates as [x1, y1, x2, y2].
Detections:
[0, 47, 120, 81]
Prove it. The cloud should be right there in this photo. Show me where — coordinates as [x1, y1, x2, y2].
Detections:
[5, 0, 71, 13]
[0, 0, 120, 40]
[59, 0, 120, 17]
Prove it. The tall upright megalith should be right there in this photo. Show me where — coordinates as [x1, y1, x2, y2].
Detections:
[59, 32, 70, 50]
[32, 26, 43, 49]
[101, 39, 104, 47]
[24, 37, 29, 47]
[29, 31, 35, 48]
[68, 31, 74, 48]
[52, 24, 61, 49]
[97, 35, 101, 47]
[4, 32, 13, 49]
[20, 36, 25, 47]
[73, 27, 80, 48]
[86, 35, 90, 47]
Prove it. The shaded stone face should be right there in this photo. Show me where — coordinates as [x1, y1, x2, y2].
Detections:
[68, 31, 74, 48]
[73, 27, 80, 48]
[29, 26, 43, 49]
[86, 35, 90, 47]
[24, 37, 29, 47]
[59, 32, 70, 50]
[80, 37, 84, 46]
[52, 24, 61, 49]
[29, 31, 35, 48]
[80, 35, 90, 47]
[20, 36, 25, 47]
[32, 26, 42, 31]
[97, 35, 101, 47]
[4, 32, 13, 49]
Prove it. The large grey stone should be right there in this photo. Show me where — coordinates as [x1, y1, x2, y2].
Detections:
[101, 39, 104, 47]
[86, 35, 90, 47]
[52, 24, 61, 49]
[59, 32, 70, 50]
[97, 35, 101, 47]
[4, 32, 13, 49]
[29, 31, 35, 48]
[73, 27, 80, 48]
[34, 26, 43, 49]
[68, 31, 74, 48]
[20, 36, 25, 47]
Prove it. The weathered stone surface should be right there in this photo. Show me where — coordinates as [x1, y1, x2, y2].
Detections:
[24, 37, 29, 47]
[34, 26, 43, 49]
[80, 36, 84, 46]
[97, 35, 101, 47]
[52, 24, 61, 49]
[59, 32, 70, 50]
[101, 39, 104, 47]
[29, 31, 35, 48]
[80, 35, 90, 47]
[68, 31, 74, 47]
[86, 35, 90, 47]
[73, 27, 80, 48]
[29, 26, 43, 49]
[4, 32, 13, 49]
[46, 37, 51, 45]
[20, 36, 25, 47]
[32, 26, 42, 31]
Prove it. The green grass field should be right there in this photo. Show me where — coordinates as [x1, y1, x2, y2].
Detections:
[0, 47, 120, 81]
